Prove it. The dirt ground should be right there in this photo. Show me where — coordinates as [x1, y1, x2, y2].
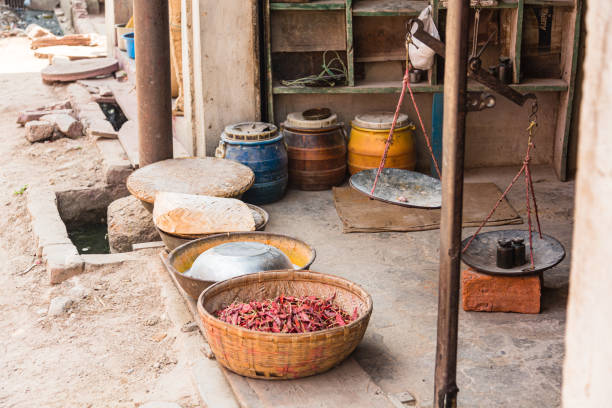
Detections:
[0, 37, 203, 408]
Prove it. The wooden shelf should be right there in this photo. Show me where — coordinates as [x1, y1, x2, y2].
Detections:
[439, 0, 518, 9]
[270, 1, 346, 11]
[353, 0, 427, 16]
[273, 78, 568, 94]
[264, 0, 582, 180]
[524, 0, 574, 6]
[354, 53, 405, 62]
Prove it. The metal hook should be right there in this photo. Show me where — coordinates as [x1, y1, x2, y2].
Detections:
[529, 100, 539, 123]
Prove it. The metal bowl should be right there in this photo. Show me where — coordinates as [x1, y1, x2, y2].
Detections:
[186, 242, 293, 281]
[167, 232, 316, 300]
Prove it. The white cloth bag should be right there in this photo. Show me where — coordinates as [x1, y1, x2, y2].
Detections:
[408, 6, 440, 70]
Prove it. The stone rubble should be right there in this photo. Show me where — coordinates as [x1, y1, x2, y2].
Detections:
[48, 296, 73, 316]
[25, 120, 55, 143]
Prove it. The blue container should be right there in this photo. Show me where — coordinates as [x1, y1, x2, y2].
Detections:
[217, 122, 288, 205]
[123, 32, 135, 59]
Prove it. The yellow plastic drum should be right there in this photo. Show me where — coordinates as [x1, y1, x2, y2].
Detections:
[348, 112, 416, 175]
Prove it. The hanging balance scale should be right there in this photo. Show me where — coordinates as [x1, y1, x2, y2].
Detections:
[349, 14, 565, 275]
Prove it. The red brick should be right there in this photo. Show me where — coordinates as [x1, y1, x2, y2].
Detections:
[461, 268, 541, 314]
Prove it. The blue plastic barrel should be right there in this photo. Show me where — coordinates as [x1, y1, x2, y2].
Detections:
[216, 122, 288, 205]
[123, 32, 135, 59]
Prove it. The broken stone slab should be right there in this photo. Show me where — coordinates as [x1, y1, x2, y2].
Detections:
[107, 195, 159, 253]
[17, 109, 73, 126]
[44, 243, 84, 284]
[27, 188, 72, 257]
[87, 119, 117, 139]
[40, 113, 83, 139]
[81, 252, 142, 274]
[95, 138, 133, 186]
[25, 120, 55, 143]
[93, 95, 116, 104]
[98, 86, 113, 97]
[41, 100, 72, 111]
[17, 99, 72, 125]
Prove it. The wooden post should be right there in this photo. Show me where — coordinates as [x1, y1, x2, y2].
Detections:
[434, 0, 470, 406]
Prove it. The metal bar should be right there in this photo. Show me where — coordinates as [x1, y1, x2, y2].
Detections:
[467, 64, 535, 105]
[433, 0, 470, 407]
[134, 0, 173, 167]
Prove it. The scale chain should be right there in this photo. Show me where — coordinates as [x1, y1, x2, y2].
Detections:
[462, 99, 543, 271]
[370, 29, 442, 195]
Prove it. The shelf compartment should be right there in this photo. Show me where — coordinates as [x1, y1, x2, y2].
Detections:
[270, 1, 346, 11]
[353, 0, 428, 16]
[439, 0, 518, 9]
[353, 16, 408, 64]
[524, 0, 574, 6]
[272, 51, 349, 87]
[270, 10, 347, 52]
[521, 5, 569, 79]
[272, 78, 568, 94]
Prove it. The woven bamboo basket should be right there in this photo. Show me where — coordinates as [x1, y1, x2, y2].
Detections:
[197, 270, 373, 380]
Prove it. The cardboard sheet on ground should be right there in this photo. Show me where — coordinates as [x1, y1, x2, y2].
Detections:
[333, 182, 522, 233]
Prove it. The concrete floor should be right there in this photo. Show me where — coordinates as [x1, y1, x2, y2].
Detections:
[260, 165, 573, 408]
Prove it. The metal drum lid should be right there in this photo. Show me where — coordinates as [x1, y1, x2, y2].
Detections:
[223, 122, 278, 142]
[285, 108, 338, 130]
[352, 111, 411, 130]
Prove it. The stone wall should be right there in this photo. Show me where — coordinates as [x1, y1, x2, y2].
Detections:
[562, 1, 612, 406]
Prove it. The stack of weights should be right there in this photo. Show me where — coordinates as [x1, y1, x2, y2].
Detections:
[216, 122, 288, 204]
[282, 108, 348, 191]
[348, 112, 416, 175]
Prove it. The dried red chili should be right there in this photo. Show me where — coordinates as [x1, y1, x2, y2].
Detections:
[214, 294, 358, 333]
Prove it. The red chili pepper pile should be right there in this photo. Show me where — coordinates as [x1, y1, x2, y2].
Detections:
[215, 294, 358, 333]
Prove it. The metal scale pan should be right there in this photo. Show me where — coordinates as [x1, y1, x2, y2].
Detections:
[461, 230, 566, 276]
[350, 168, 442, 209]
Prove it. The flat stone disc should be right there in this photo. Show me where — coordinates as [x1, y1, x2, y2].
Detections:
[461, 230, 566, 276]
[127, 158, 255, 204]
[350, 168, 442, 208]
[41, 57, 118, 82]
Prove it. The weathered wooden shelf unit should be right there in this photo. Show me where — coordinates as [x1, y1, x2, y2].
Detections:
[264, 0, 581, 180]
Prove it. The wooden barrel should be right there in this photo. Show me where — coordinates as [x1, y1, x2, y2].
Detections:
[348, 112, 416, 175]
[216, 122, 288, 205]
[282, 111, 347, 191]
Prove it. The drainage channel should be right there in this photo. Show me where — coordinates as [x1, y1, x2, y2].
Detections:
[99, 102, 127, 131]
[67, 222, 110, 254]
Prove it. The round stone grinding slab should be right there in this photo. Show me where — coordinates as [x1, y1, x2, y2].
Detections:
[126, 157, 255, 204]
